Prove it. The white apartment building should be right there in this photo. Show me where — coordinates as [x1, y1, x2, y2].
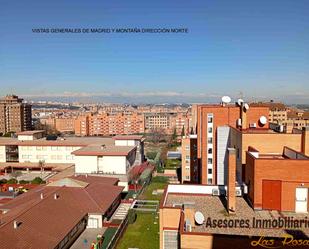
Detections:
[0, 131, 145, 191]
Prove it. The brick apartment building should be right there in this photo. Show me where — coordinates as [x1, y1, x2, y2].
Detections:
[196, 102, 269, 185]
[0, 95, 32, 134]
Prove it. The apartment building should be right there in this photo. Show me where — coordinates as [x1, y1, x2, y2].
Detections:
[160, 134, 309, 249]
[0, 95, 32, 134]
[144, 112, 190, 134]
[41, 117, 75, 133]
[74, 112, 145, 136]
[286, 110, 309, 131]
[251, 102, 287, 124]
[196, 101, 269, 185]
[181, 134, 198, 183]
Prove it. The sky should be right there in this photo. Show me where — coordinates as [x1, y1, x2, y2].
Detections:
[0, 0, 308, 104]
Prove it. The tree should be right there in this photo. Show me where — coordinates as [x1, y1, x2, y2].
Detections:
[181, 125, 185, 137]
[31, 177, 45, 184]
[148, 128, 166, 144]
[172, 128, 177, 142]
[7, 178, 18, 184]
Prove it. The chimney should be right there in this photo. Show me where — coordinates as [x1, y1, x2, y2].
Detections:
[240, 103, 247, 130]
[40, 193, 44, 199]
[13, 220, 18, 229]
[301, 127, 309, 156]
[227, 148, 236, 214]
[54, 193, 58, 200]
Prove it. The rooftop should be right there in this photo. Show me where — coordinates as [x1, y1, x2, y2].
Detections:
[163, 188, 309, 238]
[16, 130, 45, 136]
[71, 145, 136, 156]
[0, 177, 123, 249]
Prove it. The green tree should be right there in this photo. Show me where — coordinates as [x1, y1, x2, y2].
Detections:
[181, 125, 185, 137]
[31, 177, 45, 184]
[7, 178, 18, 184]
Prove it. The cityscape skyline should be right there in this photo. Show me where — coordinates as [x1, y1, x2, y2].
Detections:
[1, 0, 309, 104]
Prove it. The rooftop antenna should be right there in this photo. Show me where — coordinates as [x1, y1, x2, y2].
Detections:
[244, 103, 250, 111]
[194, 211, 205, 225]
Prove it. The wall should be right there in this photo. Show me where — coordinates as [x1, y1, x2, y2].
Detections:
[18, 135, 34, 141]
[18, 145, 80, 163]
[75, 155, 98, 173]
[181, 234, 213, 249]
[241, 133, 302, 164]
[114, 139, 136, 146]
[159, 207, 181, 249]
[87, 214, 103, 228]
[0, 146, 6, 162]
[245, 153, 309, 211]
[98, 156, 126, 174]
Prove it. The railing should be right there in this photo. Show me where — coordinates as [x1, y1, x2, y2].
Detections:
[103, 215, 129, 249]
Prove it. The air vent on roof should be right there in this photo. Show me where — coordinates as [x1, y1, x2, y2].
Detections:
[54, 193, 58, 200]
[237, 119, 242, 127]
[244, 103, 250, 111]
[249, 123, 257, 128]
[212, 189, 220, 196]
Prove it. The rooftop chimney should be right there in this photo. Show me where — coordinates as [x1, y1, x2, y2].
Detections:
[227, 148, 236, 214]
[13, 220, 18, 229]
[40, 193, 44, 199]
[301, 127, 309, 156]
[240, 103, 247, 130]
[54, 193, 58, 200]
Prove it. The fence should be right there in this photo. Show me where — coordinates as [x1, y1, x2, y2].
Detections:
[103, 215, 129, 249]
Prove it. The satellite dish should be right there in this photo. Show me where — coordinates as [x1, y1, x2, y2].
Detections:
[194, 211, 205, 225]
[237, 99, 244, 106]
[259, 116, 267, 125]
[221, 96, 231, 104]
[244, 103, 249, 111]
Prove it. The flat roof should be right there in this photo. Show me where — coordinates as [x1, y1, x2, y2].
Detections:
[164, 194, 309, 237]
[16, 130, 45, 136]
[71, 145, 136, 156]
[113, 135, 145, 141]
[0, 136, 115, 146]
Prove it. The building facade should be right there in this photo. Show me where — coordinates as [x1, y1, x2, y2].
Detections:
[0, 95, 32, 134]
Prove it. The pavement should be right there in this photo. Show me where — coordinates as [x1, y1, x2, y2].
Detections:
[70, 227, 106, 249]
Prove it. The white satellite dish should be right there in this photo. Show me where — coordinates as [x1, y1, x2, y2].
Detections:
[221, 96, 231, 104]
[259, 116, 267, 125]
[237, 99, 244, 106]
[244, 103, 250, 111]
[194, 211, 205, 225]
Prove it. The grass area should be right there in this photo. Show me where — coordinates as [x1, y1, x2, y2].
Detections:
[164, 159, 181, 169]
[116, 212, 159, 249]
[139, 176, 168, 201]
[101, 227, 117, 249]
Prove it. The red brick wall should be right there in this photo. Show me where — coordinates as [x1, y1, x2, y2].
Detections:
[245, 152, 309, 211]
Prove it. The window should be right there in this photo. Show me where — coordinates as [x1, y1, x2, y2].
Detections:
[185, 176, 190, 180]
[207, 137, 213, 144]
[208, 148, 212, 154]
[185, 155, 190, 160]
[207, 116, 213, 123]
[208, 168, 212, 174]
[207, 178, 212, 184]
[208, 158, 213, 164]
[185, 145, 190, 151]
[208, 127, 212, 133]
[185, 166, 190, 170]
